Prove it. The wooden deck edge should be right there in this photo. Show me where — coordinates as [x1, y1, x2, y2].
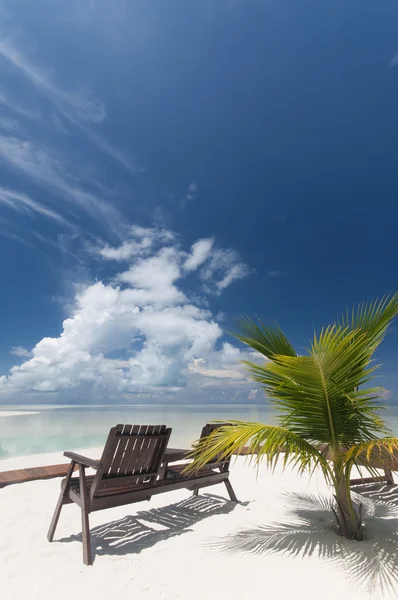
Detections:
[1, 446, 396, 488]
[0, 463, 79, 488]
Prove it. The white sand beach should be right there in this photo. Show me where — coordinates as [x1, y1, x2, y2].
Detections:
[1, 451, 398, 600]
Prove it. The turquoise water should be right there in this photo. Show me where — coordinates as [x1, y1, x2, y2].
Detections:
[0, 404, 276, 460]
[1, 404, 398, 460]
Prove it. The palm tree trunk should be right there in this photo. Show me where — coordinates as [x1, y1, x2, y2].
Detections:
[334, 472, 363, 541]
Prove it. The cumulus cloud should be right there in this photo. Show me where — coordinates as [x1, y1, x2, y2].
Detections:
[188, 343, 249, 381]
[184, 238, 214, 272]
[200, 248, 251, 294]
[0, 229, 253, 400]
[99, 226, 175, 261]
[117, 247, 186, 307]
[99, 228, 248, 295]
[9, 346, 32, 358]
[248, 388, 259, 401]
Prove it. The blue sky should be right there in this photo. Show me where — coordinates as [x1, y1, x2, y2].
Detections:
[0, 0, 398, 404]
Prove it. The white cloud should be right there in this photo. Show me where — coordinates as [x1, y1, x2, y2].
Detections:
[0, 91, 41, 122]
[184, 238, 214, 272]
[0, 135, 124, 234]
[100, 228, 249, 297]
[248, 388, 259, 401]
[99, 226, 175, 261]
[0, 228, 36, 250]
[182, 181, 198, 206]
[100, 240, 148, 261]
[51, 111, 69, 135]
[0, 38, 141, 173]
[188, 343, 264, 384]
[267, 270, 281, 277]
[117, 247, 185, 307]
[10, 346, 32, 358]
[0, 116, 19, 132]
[0, 187, 72, 228]
[0, 39, 105, 123]
[200, 248, 250, 293]
[390, 52, 398, 68]
[0, 230, 253, 400]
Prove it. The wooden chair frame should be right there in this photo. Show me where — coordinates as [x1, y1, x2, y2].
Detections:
[48, 423, 238, 565]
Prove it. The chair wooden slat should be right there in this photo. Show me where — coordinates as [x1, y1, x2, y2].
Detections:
[122, 425, 142, 475]
[98, 427, 120, 476]
[108, 424, 132, 476]
[134, 426, 155, 474]
[140, 425, 163, 474]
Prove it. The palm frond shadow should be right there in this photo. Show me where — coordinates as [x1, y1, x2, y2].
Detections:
[208, 489, 398, 594]
[59, 494, 240, 558]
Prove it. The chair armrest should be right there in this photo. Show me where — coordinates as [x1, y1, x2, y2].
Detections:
[63, 452, 100, 469]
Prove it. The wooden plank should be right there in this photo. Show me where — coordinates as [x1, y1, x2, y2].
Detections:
[99, 471, 158, 489]
[104, 425, 123, 476]
[108, 425, 130, 476]
[119, 424, 140, 475]
[349, 475, 390, 486]
[134, 426, 153, 474]
[163, 448, 191, 462]
[124, 424, 147, 478]
[91, 470, 229, 511]
[0, 462, 78, 487]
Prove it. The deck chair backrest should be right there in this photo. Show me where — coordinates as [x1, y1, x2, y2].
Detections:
[91, 424, 171, 497]
[199, 423, 234, 472]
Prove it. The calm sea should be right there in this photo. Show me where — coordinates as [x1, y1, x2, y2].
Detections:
[1, 404, 398, 460]
[0, 404, 276, 460]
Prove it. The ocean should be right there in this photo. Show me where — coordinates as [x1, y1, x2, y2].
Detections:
[0, 404, 276, 460]
[1, 404, 398, 460]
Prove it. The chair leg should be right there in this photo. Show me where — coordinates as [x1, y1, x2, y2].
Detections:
[47, 461, 76, 542]
[79, 465, 92, 566]
[192, 488, 199, 497]
[385, 469, 394, 485]
[224, 478, 238, 502]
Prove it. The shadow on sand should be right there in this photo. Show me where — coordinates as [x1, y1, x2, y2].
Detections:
[208, 485, 398, 595]
[59, 494, 242, 559]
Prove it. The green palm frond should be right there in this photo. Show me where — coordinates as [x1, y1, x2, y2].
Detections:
[187, 421, 333, 482]
[230, 315, 297, 359]
[337, 293, 398, 351]
[237, 328, 388, 447]
[343, 437, 398, 469]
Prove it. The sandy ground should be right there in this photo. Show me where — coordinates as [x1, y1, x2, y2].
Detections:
[1, 450, 398, 600]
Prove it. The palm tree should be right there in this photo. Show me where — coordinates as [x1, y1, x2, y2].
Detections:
[190, 295, 398, 540]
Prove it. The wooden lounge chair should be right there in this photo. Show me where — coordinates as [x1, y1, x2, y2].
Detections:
[47, 423, 237, 565]
[167, 422, 238, 502]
